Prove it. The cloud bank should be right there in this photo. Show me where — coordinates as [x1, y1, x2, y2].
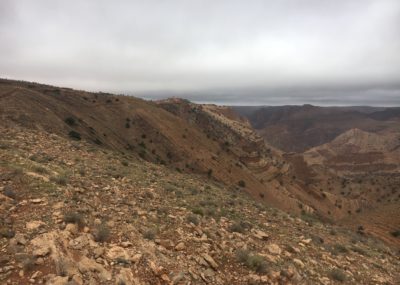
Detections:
[1, 0, 399, 105]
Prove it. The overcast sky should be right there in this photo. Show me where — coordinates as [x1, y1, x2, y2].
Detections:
[1, 0, 399, 105]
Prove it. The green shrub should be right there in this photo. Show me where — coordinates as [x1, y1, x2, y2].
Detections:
[50, 175, 68, 185]
[55, 258, 68, 277]
[236, 249, 267, 273]
[0, 227, 15, 238]
[238, 180, 246, 187]
[330, 244, 349, 255]
[300, 212, 320, 225]
[65, 117, 76, 126]
[33, 165, 48, 174]
[63, 211, 84, 228]
[22, 255, 36, 272]
[390, 230, 400, 238]
[79, 167, 86, 176]
[192, 207, 204, 216]
[68, 130, 81, 140]
[329, 268, 347, 282]
[186, 214, 199, 225]
[188, 188, 199, 195]
[93, 224, 111, 242]
[229, 222, 246, 233]
[3, 185, 16, 199]
[143, 229, 157, 240]
[350, 246, 369, 256]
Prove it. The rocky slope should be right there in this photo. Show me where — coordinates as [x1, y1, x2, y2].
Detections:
[1, 79, 400, 284]
[301, 128, 400, 246]
[235, 105, 400, 153]
[236, 103, 400, 247]
[304, 128, 400, 173]
[0, 79, 320, 217]
[1, 126, 399, 284]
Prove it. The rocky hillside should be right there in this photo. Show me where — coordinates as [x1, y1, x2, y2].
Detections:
[234, 105, 400, 153]
[304, 128, 400, 173]
[301, 128, 400, 246]
[1, 126, 399, 284]
[235, 104, 400, 247]
[1, 79, 400, 284]
[0, 79, 322, 217]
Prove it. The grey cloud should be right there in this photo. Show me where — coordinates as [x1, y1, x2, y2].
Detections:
[0, 0, 399, 105]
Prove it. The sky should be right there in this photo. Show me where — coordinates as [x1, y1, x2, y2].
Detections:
[1, 0, 399, 106]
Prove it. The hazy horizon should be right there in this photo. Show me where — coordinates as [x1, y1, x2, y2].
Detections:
[1, 0, 399, 106]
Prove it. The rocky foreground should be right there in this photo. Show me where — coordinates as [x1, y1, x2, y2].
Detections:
[0, 126, 399, 284]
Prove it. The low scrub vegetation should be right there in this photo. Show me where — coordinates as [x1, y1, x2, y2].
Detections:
[390, 230, 400, 238]
[68, 130, 81, 140]
[64, 117, 76, 126]
[33, 165, 48, 174]
[93, 224, 111, 242]
[143, 228, 157, 240]
[3, 185, 16, 199]
[63, 211, 85, 228]
[329, 243, 349, 255]
[329, 268, 347, 282]
[236, 249, 267, 273]
[50, 175, 68, 185]
[186, 214, 199, 225]
[228, 221, 251, 234]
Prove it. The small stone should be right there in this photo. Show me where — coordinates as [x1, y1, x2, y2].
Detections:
[175, 242, 186, 251]
[71, 274, 83, 285]
[31, 271, 40, 279]
[161, 274, 170, 282]
[156, 239, 174, 250]
[121, 241, 133, 248]
[201, 253, 218, 270]
[267, 243, 282, 255]
[65, 223, 78, 234]
[26, 221, 46, 231]
[106, 220, 115, 228]
[131, 253, 142, 263]
[172, 272, 185, 284]
[293, 258, 305, 268]
[93, 247, 105, 258]
[301, 238, 312, 245]
[253, 230, 269, 240]
[47, 276, 69, 285]
[14, 234, 27, 245]
[107, 246, 130, 261]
